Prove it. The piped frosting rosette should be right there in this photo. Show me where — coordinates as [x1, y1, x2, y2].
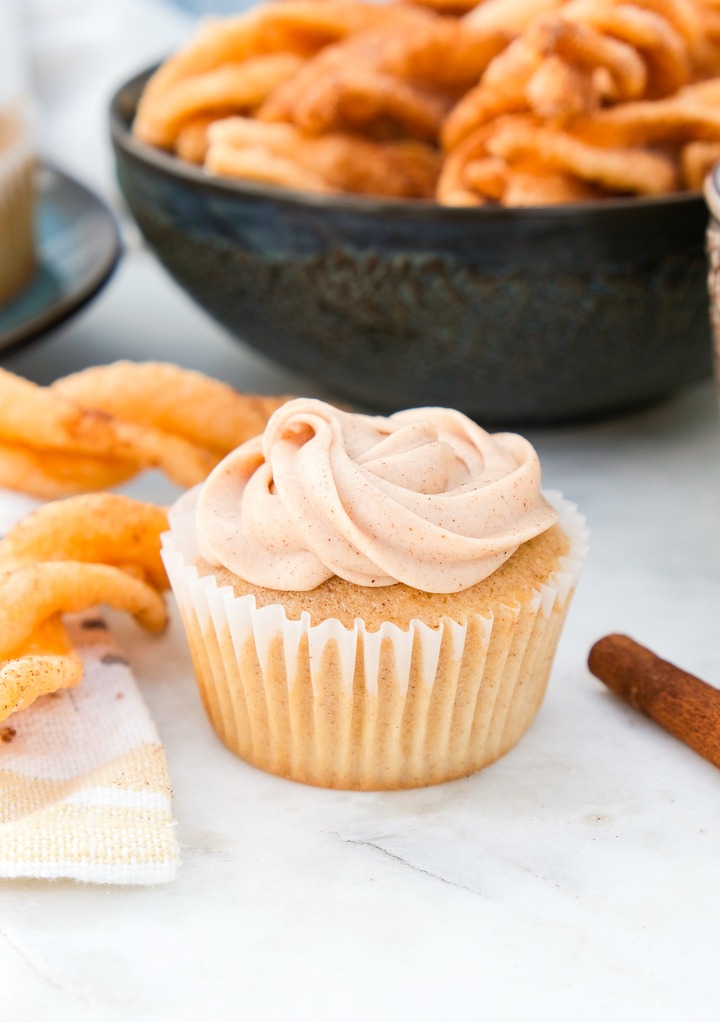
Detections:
[163, 400, 588, 790]
[194, 398, 559, 592]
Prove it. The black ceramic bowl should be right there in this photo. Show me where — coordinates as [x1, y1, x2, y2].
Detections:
[111, 68, 713, 424]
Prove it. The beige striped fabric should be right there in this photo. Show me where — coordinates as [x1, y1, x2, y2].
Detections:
[0, 492, 179, 885]
[0, 615, 179, 884]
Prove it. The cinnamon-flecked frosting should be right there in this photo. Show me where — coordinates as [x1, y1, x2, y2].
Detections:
[195, 399, 558, 593]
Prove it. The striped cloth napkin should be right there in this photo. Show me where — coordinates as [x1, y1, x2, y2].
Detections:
[0, 491, 180, 884]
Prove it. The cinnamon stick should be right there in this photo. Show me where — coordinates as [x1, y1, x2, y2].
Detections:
[588, 634, 720, 769]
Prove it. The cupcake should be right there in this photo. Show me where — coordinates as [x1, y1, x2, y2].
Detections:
[162, 399, 587, 790]
[0, 103, 35, 307]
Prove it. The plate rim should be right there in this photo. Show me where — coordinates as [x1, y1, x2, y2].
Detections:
[0, 163, 122, 354]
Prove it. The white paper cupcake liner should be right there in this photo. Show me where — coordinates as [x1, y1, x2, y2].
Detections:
[0, 106, 35, 306]
[162, 491, 588, 790]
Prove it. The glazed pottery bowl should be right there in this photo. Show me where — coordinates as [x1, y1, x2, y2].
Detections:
[111, 67, 713, 424]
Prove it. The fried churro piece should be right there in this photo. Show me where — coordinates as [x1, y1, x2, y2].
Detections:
[0, 443, 140, 499]
[142, 1, 423, 99]
[681, 138, 720, 186]
[526, 53, 597, 118]
[502, 165, 603, 202]
[51, 361, 288, 456]
[0, 365, 288, 498]
[464, 0, 566, 35]
[442, 36, 543, 147]
[562, 0, 692, 96]
[208, 116, 440, 197]
[0, 572, 161, 724]
[174, 114, 216, 163]
[0, 616, 83, 722]
[0, 368, 217, 489]
[575, 96, 720, 145]
[134, 54, 304, 150]
[458, 154, 509, 198]
[0, 494, 170, 591]
[0, 494, 173, 723]
[486, 120, 679, 192]
[0, 562, 167, 663]
[207, 142, 336, 190]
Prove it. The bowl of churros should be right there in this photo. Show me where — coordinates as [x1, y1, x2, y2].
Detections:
[110, 0, 717, 423]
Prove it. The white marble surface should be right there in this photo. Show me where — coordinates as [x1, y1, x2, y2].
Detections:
[3, 255, 720, 1020]
[2, 3, 720, 1019]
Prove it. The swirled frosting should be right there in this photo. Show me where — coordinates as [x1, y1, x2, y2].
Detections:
[195, 399, 558, 593]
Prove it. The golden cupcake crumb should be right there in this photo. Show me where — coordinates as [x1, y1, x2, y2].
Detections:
[198, 523, 570, 630]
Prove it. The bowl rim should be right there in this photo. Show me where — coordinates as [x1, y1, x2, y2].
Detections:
[110, 64, 707, 221]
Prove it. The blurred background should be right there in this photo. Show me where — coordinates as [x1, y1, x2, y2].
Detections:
[19, 0, 202, 200]
[6, 0, 715, 417]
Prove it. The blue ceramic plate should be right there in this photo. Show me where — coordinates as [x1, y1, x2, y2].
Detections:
[0, 164, 121, 353]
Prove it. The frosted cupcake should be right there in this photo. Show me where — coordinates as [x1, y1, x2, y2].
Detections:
[162, 399, 587, 790]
